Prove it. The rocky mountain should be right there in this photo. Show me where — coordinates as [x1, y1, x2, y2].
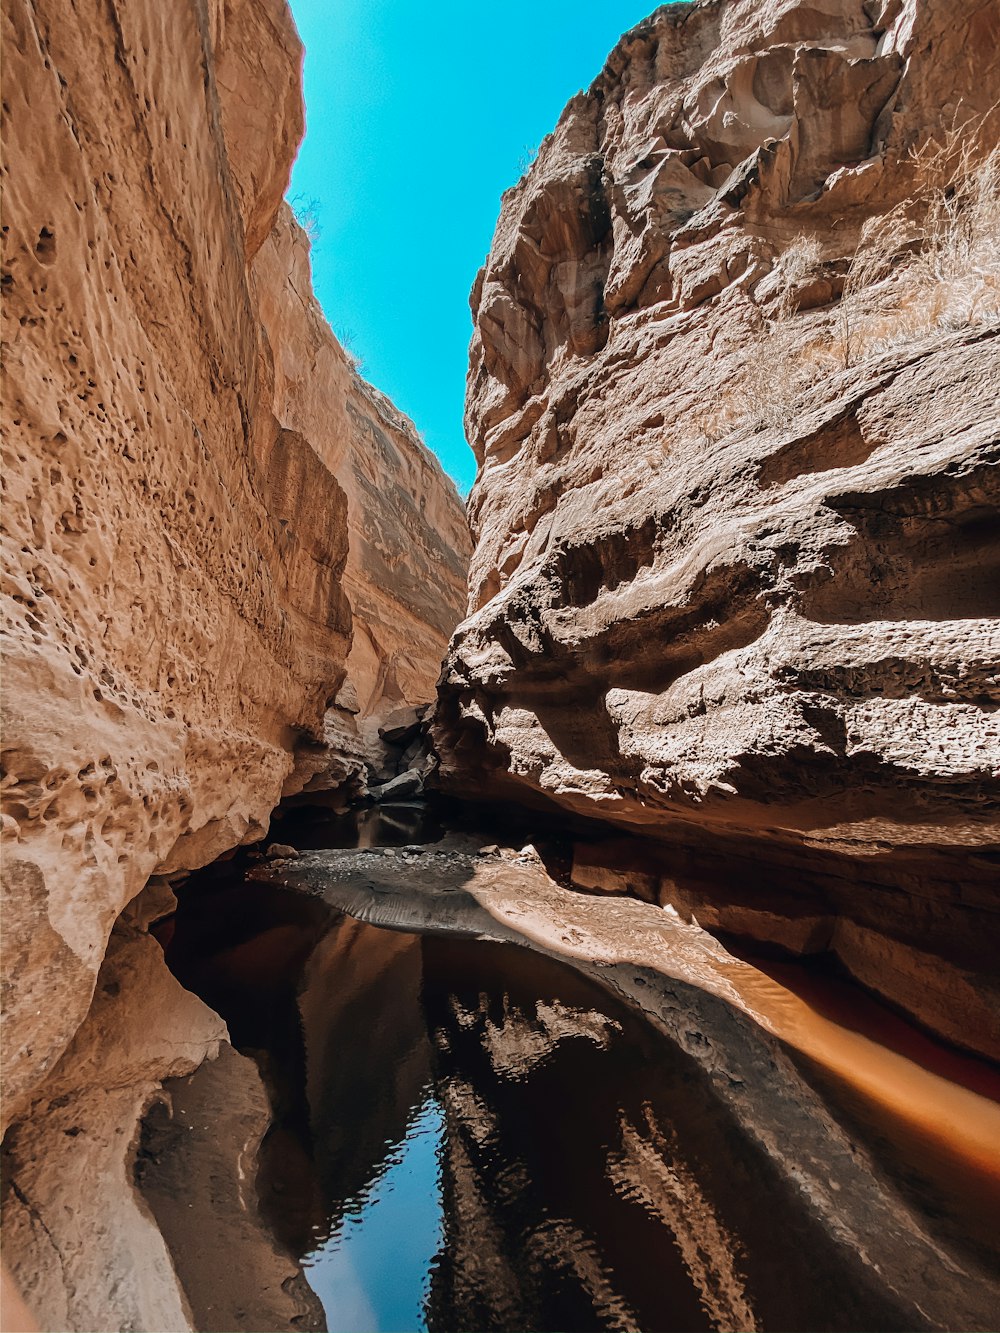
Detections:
[1, 0, 468, 1325]
[435, 0, 1000, 1057]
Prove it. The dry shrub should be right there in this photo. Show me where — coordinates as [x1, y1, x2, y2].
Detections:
[714, 123, 1000, 439]
[708, 236, 834, 436]
[837, 139, 1000, 363]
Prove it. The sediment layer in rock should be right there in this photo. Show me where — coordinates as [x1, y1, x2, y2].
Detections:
[434, 0, 1000, 1047]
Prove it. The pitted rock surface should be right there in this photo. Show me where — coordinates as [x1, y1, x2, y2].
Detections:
[1, 0, 469, 1134]
[1, 1, 468, 1327]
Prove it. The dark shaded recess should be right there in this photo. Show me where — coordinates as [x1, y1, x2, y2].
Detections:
[480, 537, 767, 699]
[758, 408, 880, 487]
[430, 765, 1000, 1008]
[159, 881, 332, 1166]
[805, 462, 1000, 623]
[591, 584, 768, 695]
[560, 516, 660, 607]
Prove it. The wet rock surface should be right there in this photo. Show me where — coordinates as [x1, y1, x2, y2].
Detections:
[1, 881, 227, 1331]
[136, 1046, 326, 1333]
[433, 0, 1000, 1047]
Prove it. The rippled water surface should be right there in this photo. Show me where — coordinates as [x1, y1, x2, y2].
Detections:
[160, 847, 971, 1333]
[144, 802, 1000, 1332]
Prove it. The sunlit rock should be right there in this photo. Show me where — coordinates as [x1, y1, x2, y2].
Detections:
[434, 0, 1000, 1053]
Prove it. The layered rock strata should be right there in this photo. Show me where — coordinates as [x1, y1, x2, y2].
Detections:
[1, 0, 468, 1326]
[253, 207, 471, 759]
[435, 0, 1000, 1052]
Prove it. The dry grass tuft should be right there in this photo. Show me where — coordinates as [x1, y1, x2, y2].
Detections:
[711, 123, 1000, 440]
[837, 140, 1000, 363]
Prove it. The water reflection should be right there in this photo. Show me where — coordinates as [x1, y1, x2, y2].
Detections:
[162, 884, 921, 1333]
[307, 1097, 444, 1333]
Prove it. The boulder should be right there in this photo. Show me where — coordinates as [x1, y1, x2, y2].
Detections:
[378, 705, 425, 747]
[370, 769, 424, 803]
[266, 843, 299, 860]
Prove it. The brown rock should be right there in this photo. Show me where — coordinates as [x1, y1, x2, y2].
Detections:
[253, 207, 471, 753]
[1, 0, 467, 1127]
[370, 768, 425, 803]
[378, 703, 425, 746]
[1, 886, 227, 1332]
[265, 842, 299, 859]
[435, 0, 1000, 1049]
[135, 1046, 326, 1333]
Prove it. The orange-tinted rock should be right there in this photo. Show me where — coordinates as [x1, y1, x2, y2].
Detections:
[252, 208, 471, 751]
[1, 0, 467, 1134]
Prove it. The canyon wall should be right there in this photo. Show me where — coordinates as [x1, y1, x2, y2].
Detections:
[0, 0, 468, 1326]
[435, 0, 1000, 1055]
[253, 207, 471, 749]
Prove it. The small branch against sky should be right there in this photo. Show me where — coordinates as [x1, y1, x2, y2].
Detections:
[288, 192, 322, 245]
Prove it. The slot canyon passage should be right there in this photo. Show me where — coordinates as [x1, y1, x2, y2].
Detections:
[1, 0, 999, 1329]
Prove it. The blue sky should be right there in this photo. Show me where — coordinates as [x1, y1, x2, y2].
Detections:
[285, 0, 658, 493]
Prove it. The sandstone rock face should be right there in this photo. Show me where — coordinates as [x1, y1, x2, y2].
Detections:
[2, 0, 466, 1127]
[1, 883, 228, 1332]
[253, 208, 471, 747]
[1, 0, 468, 1325]
[435, 0, 1000, 1051]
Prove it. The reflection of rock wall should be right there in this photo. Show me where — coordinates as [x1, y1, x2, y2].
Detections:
[420, 938, 918, 1333]
[434, 0, 1000, 1042]
[144, 888, 433, 1291]
[276, 844, 1000, 1330]
[1, 0, 467, 1326]
[296, 917, 432, 1230]
[137, 1046, 326, 1333]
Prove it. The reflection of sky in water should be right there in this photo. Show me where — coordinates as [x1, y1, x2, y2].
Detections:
[304, 1094, 444, 1333]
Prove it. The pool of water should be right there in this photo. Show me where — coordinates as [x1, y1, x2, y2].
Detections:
[156, 867, 946, 1333]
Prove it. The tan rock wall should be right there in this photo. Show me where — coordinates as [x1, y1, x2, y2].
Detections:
[252, 207, 472, 742]
[1, 888, 228, 1333]
[435, 0, 1000, 1046]
[1, 0, 468, 1325]
[2, 0, 316, 1132]
[2, 0, 466, 1131]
